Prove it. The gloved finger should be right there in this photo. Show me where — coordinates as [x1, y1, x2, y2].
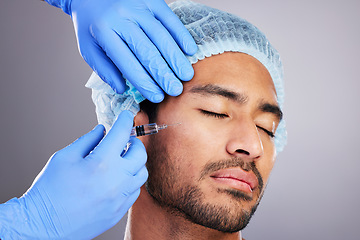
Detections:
[81, 40, 127, 93]
[139, 14, 194, 82]
[151, 1, 197, 56]
[91, 26, 165, 103]
[117, 21, 183, 96]
[65, 125, 105, 158]
[93, 111, 133, 157]
[133, 165, 149, 187]
[122, 166, 148, 196]
[116, 188, 141, 215]
[122, 138, 147, 175]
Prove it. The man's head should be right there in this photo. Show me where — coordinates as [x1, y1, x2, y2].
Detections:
[86, 0, 286, 233]
[136, 52, 280, 232]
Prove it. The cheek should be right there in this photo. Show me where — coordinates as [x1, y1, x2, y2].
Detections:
[161, 127, 204, 177]
[159, 118, 223, 179]
[155, 100, 228, 178]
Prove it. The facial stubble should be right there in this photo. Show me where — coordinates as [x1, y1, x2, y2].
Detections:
[145, 134, 265, 233]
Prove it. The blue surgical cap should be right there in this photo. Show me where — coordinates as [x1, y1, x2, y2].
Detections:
[86, 0, 287, 152]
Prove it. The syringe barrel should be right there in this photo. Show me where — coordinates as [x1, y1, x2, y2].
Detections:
[131, 123, 159, 137]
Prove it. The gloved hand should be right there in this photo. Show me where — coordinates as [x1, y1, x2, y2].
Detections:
[44, 0, 197, 103]
[0, 111, 148, 240]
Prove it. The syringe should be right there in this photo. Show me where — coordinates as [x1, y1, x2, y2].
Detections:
[130, 123, 181, 137]
[121, 123, 180, 157]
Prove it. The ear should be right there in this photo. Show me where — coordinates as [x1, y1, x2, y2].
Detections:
[134, 110, 149, 126]
[134, 110, 151, 147]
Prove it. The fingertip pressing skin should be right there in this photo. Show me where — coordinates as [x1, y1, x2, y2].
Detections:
[150, 93, 165, 103]
[180, 63, 195, 81]
[169, 81, 184, 96]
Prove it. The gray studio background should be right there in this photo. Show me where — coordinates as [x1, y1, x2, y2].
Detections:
[1, 0, 359, 239]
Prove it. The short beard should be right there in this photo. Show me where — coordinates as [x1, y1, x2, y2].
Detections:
[145, 135, 264, 232]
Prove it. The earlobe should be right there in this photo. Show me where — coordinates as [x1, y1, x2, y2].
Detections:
[134, 110, 150, 126]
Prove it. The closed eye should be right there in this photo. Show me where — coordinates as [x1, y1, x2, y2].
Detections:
[257, 126, 275, 138]
[200, 110, 228, 119]
[200, 109, 275, 138]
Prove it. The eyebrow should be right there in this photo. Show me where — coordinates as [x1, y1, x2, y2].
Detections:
[189, 84, 248, 105]
[189, 84, 283, 122]
[258, 102, 283, 122]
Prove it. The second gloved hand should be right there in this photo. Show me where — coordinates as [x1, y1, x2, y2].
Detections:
[0, 111, 147, 239]
[46, 0, 198, 102]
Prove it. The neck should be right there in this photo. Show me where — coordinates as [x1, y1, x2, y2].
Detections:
[124, 186, 242, 240]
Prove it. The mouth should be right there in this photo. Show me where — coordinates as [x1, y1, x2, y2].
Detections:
[210, 168, 259, 194]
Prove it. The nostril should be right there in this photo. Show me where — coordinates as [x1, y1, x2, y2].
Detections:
[235, 149, 250, 155]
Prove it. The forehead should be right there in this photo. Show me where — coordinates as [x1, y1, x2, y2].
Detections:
[186, 52, 277, 102]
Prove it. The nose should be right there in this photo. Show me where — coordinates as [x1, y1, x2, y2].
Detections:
[226, 121, 264, 160]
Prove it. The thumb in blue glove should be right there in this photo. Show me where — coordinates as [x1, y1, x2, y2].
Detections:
[45, 0, 198, 103]
[0, 111, 148, 240]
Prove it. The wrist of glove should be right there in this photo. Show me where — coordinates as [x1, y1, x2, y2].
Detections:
[44, 0, 72, 15]
[0, 198, 24, 240]
[0, 192, 69, 240]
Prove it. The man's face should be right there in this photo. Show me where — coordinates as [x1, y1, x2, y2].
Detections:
[143, 52, 281, 232]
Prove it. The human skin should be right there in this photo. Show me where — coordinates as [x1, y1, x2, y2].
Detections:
[126, 52, 281, 240]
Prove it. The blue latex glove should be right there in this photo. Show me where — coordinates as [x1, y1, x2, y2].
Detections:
[0, 111, 148, 240]
[44, 0, 198, 103]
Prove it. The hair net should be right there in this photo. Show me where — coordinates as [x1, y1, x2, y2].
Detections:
[86, 0, 287, 152]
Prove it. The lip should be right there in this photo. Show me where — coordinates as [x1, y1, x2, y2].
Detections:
[210, 168, 258, 193]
